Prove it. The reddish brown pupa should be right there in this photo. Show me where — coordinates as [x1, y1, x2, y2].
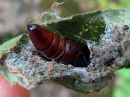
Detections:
[27, 24, 90, 67]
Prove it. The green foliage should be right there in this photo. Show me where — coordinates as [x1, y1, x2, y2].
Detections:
[113, 69, 130, 97]
[0, 33, 28, 60]
[0, 33, 28, 86]
[44, 9, 130, 45]
[97, 0, 130, 9]
[44, 10, 105, 44]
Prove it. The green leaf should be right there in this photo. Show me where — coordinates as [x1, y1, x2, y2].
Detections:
[0, 33, 28, 60]
[113, 68, 130, 97]
[43, 10, 130, 44]
[45, 10, 105, 43]
[0, 33, 28, 85]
